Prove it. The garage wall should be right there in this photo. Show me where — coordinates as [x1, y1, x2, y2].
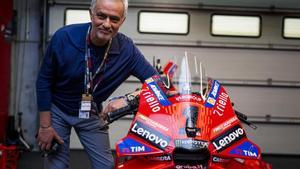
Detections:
[44, 1, 300, 154]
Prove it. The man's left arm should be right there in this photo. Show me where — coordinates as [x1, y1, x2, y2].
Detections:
[102, 44, 157, 120]
[130, 45, 158, 82]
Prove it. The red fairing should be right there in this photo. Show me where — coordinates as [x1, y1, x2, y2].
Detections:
[114, 76, 272, 169]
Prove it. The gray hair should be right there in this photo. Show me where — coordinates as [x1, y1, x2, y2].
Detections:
[90, 0, 128, 17]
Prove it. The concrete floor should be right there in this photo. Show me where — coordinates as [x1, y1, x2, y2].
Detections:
[18, 150, 92, 169]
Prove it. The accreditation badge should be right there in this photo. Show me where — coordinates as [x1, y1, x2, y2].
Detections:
[79, 94, 92, 119]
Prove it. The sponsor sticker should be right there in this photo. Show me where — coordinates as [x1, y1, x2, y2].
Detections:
[138, 114, 169, 132]
[146, 154, 172, 161]
[213, 116, 238, 135]
[118, 137, 152, 154]
[206, 97, 216, 105]
[130, 121, 171, 150]
[145, 77, 154, 83]
[175, 164, 204, 169]
[205, 80, 220, 108]
[146, 79, 171, 106]
[175, 94, 202, 102]
[212, 125, 245, 152]
[142, 90, 161, 113]
[212, 156, 230, 163]
[212, 92, 229, 117]
[174, 139, 209, 150]
[229, 141, 259, 158]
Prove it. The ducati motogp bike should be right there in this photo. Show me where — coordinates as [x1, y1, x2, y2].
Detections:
[105, 53, 272, 169]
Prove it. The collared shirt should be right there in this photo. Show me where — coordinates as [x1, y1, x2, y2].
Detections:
[36, 23, 157, 115]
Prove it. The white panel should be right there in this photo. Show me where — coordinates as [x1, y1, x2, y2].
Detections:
[139, 12, 189, 34]
[65, 9, 90, 25]
[284, 17, 300, 38]
[212, 15, 260, 37]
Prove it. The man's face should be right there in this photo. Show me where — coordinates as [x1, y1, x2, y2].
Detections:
[90, 0, 125, 46]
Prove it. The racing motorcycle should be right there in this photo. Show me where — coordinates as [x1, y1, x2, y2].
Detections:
[106, 54, 272, 169]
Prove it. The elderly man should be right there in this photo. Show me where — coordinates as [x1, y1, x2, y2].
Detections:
[36, 0, 157, 168]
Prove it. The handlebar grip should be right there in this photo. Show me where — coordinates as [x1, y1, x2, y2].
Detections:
[107, 105, 133, 124]
[106, 94, 139, 124]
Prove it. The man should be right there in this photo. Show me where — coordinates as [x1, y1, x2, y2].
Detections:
[36, 0, 157, 168]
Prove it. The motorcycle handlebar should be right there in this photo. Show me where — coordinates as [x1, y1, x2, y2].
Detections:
[105, 94, 257, 130]
[235, 110, 248, 121]
[235, 110, 257, 129]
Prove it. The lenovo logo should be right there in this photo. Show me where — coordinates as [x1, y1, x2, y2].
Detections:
[131, 121, 170, 150]
[212, 125, 245, 152]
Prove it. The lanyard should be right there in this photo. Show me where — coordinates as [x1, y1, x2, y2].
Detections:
[84, 26, 112, 95]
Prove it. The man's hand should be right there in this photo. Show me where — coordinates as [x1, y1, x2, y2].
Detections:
[37, 111, 64, 151]
[37, 126, 64, 151]
[102, 90, 141, 120]
[102, 97, 128, 120]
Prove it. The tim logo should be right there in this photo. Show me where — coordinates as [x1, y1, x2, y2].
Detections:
[130, 146, 145, 153]
[117, 137, 152, 154]
[229, 141, 259, 158]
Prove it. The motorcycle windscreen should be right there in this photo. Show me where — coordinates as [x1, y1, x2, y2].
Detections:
[165, 52, 209, 100]
[162, 53, 211, 139]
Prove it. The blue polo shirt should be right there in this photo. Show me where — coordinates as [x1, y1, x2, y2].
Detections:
[36, 23, 157, 115]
